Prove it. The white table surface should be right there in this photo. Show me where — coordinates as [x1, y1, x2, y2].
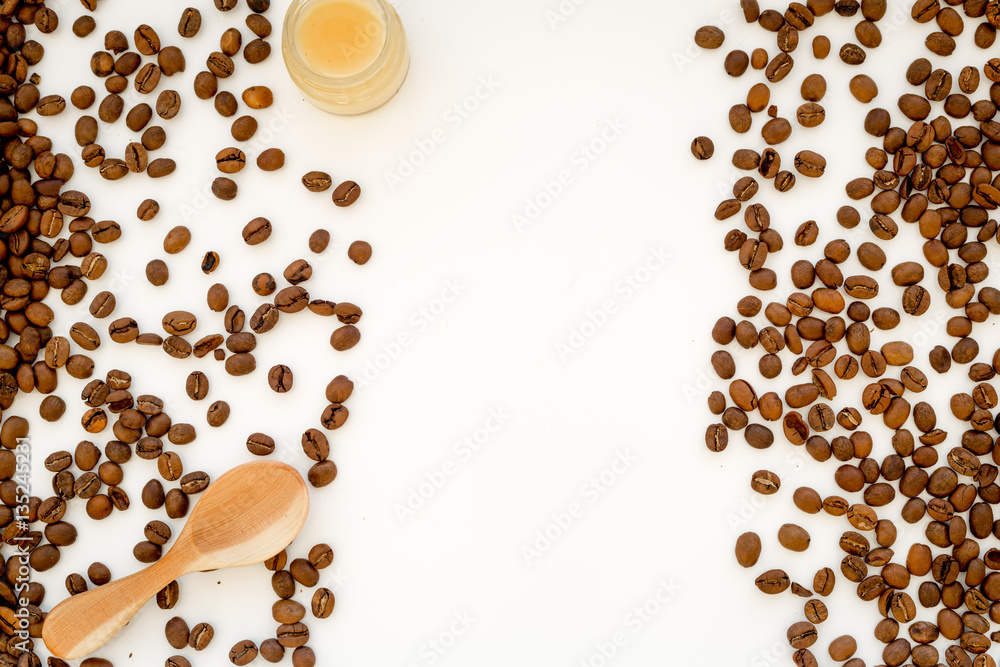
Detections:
[21, 0, 988, 664]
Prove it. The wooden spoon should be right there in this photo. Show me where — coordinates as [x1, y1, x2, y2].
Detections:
[42, 460, 309, 659]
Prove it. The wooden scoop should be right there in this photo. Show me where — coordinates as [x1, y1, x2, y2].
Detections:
[42, 460, 310, 659]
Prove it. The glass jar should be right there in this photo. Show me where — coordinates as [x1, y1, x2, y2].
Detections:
[282, 0, 410, 115]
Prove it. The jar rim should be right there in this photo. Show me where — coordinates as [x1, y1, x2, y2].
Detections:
[282, 0, 394, 87]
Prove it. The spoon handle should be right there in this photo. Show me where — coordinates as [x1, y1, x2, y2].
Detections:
[42, 552, 188, 660]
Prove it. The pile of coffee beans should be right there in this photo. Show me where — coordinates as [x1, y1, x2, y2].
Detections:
[0, 0, 378, 665]
[698, 1, 1000, 665]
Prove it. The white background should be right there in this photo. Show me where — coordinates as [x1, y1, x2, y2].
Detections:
[20, 0, 1000, 665]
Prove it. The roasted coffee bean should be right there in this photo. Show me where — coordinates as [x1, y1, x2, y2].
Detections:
[778, 524, 810, 551]
[212, 177, 238, 200]
[165, 616, 189, 649]
[311, 587, 335, 619]
[333, 180, 361, 206]
[216, 92, 239, 116]
[244, 38, 272, 63]
[694, 26, 726, 48]
[260, 638, 285, 663]
[258, 148, 285, 171]
[232, 115, 258, 141]
[755, 569, 790, 594]
[247, 432, 275, 456]
[691, 136, 714, 159]
[349, 241, 373, 264]
[308, 460, 338, 487]
[788, 621, 817, 649]
[243, 217, 272, 245]
[189, 622, 214, 650]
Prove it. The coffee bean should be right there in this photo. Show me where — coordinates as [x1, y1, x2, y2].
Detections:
[308, 460, 338, 487]
[750, 469, 780, 494]
[348, 241, 372, 265]
[330, 325, 360, 351]
[165, 616, 189, 649]
[273, 600, 306, 624]
[778, 523, 811, 551]
[230, 640, 258, 666]
[281, 260, 311, 286]
[258, 147, 285, 171]
[232, 115, 258, 141]
[260, 638, 285, 663]
[268, 365, 293, 393]
[212, 177, 238, 200]
[148, 158, 177, 178]
[735, 532, 761, 567]
[159, 48, 186, 77]
[765, 52, 793, 82]
[694, 26, 725, 49]
[277, 622, 310, 649]
[755, 569, 790, 594]
[247, 432, 275, 456]
[189, 622, 214, 650]
[265, 551, 288, 572]
[828, 636, 857, 661]
[212, 148, 246, 175]
[197, 398, 227, 428]
[303, 171, 332, 192]
[787, 621, 817, 649]
[220, 28, 243, 57]
[794, 150, 825, 177]
[691, 136, 714, 160]
[243, 217, 272, 245]
[332, 181, 361, 207]
[244, 38, 272, 63]
[803, 599, 827, 624]
[184, 371, 209, 400]
[272, 569, 296, 599]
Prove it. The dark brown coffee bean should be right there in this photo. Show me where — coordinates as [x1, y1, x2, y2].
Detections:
[189, 622, 214, 651]
[311, 587, 335, 619]
[788, 621, 817, 649]
[308, 460, 338, 487]
[247, 432, 275, 456]
[165, 616, 189, 649]
[212, 177, 238, 201]
[244, 38, 271, 63]
[267, 365, 293, 393]
[691, 136, 714, 160]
